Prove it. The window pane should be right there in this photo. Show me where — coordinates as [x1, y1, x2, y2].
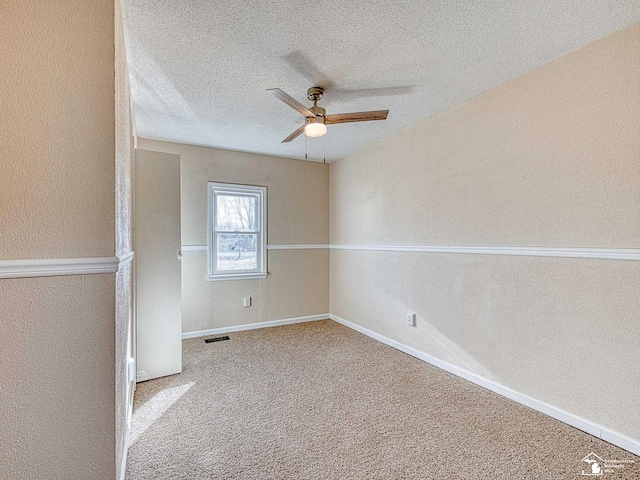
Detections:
[216, 194, 257, 231]
[216, 234, 257, 271]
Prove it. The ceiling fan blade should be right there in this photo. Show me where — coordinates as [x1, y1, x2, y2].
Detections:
[282, 51, 336, 90]
[332, 86, 414, 100]
[281, 125, 305, 143]
[267, 88, 316, 118]
[325, 110, 389, 125]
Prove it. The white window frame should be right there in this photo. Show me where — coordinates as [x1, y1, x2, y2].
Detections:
[207, 182, 267, 281]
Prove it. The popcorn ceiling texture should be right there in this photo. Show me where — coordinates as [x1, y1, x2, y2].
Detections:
[124, 0, 639, 162]
[330, 25, 640, 442]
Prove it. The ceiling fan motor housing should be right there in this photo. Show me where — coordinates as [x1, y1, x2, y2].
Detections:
[308, 105, 326, 123]
[307, 86, 324, 102]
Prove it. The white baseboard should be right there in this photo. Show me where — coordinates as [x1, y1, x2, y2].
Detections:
[136, 371, 148, 383]
[182, 314, 329, 339]
[329, 314, 640, 457]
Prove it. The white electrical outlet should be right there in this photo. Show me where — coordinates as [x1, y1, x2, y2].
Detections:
[407, 313, 416, 327]
[243, 296, 251, 308]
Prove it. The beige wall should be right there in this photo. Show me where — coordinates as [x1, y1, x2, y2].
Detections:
[0, 276, 116, 479]
[330, 24, 640, 441]
[0, 0, 116, 259]
[0, 1, 121, 479]
[137, 139, 330, 333]
[331, 25, 640, 248]
[181, 249, 329, 332]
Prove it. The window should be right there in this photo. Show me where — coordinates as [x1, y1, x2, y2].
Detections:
[207, 182, 267, 281]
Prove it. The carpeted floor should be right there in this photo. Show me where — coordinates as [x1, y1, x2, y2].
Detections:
[126, 320, 638, 479]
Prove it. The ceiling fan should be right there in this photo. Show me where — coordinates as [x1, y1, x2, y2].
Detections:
[267, 87, 389, 143]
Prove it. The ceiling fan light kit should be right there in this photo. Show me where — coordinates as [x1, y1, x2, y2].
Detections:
[268, 86, 389, 143]
[304, 119, 327, 137]
[304, 122, 327, 138]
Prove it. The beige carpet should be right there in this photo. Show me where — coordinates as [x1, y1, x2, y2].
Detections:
[126, 320, 638, 479]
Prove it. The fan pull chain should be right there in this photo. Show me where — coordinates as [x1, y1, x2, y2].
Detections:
[305, 133, 308, 160]
[323, 135, 326, 164]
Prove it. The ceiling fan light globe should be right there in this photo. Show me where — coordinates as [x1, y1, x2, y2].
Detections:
[304, 122, 327, 137]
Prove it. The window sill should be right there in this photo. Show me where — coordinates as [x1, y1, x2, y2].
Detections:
[207, 272, 268, 282]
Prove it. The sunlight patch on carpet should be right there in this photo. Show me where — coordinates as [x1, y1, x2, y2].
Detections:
[130, 382, 195, 445]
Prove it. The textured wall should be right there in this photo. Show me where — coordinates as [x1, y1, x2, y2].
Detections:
[115, 0, 135, 478]
[331, 251, 640, 437]
[0, 0, 115, 259]
[0, 275, 116, 479]
[330, 25, 640, 441]
[181, 249, 329, 332]
[116, 0, 134, 258]
[136, 139, 330, 333]
[164, 142, 330, 247]
[331, 24, 640, 248]
[0, 1, 119, 478]
[115, 262, 133, 479]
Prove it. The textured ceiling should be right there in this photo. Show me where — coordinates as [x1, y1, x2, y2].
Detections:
[123, 1, 639, 162]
